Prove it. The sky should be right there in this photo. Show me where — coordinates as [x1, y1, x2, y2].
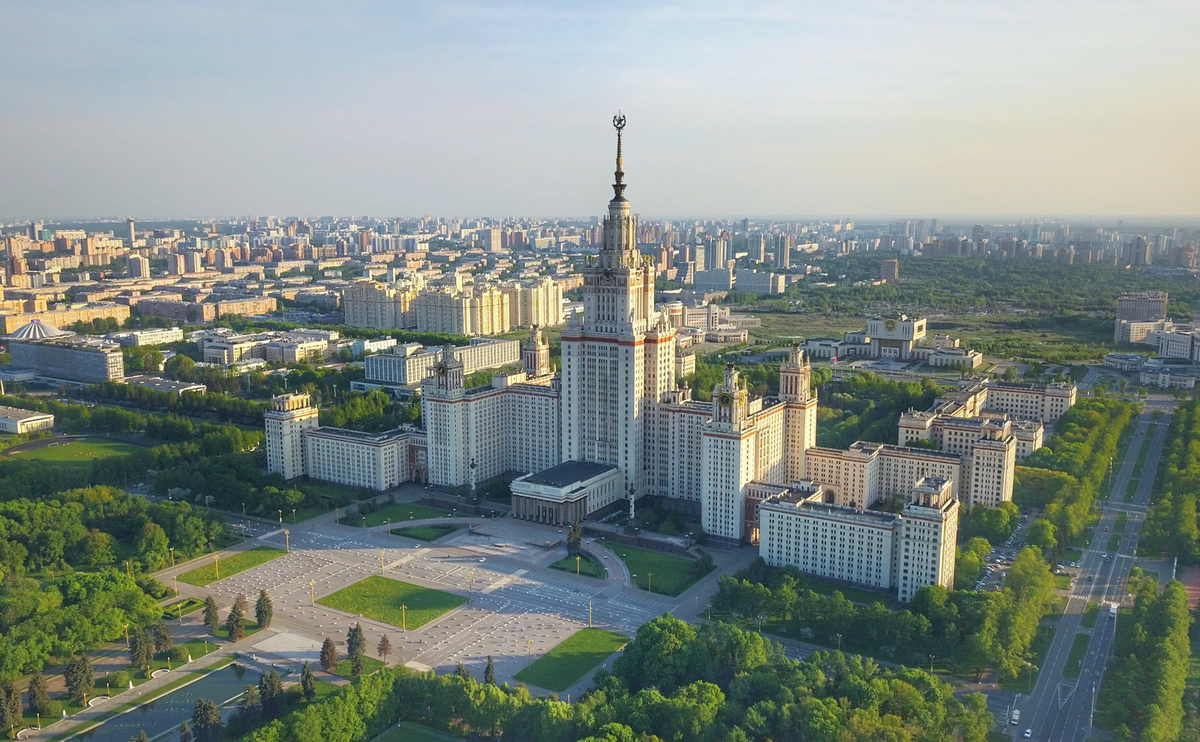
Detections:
[1, 1, 1198, 220]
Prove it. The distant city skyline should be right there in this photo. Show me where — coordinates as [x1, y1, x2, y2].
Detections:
[2, 1, 1198, 219]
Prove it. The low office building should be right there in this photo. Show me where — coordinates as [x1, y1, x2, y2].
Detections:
[510, 460, 624, 525]
[7, 331, 124, 384]
[1104, 352, 1147, 372]
[758, 476, 958, 603]
[0, 405, 54, 434]
[106, 327, 185, 347]
[124, 375, 208, 396]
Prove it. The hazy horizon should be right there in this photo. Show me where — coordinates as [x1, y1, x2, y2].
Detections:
[3, 1, 1198, 220]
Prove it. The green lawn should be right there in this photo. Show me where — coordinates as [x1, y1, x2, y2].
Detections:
[161, 597, 204, 621]
[1064, 632, 1091, 679]
[370, 721, 458, 742]
[1053, 574, 1072, 590]
[389, 525, 459, 542]
[10, 437, 142, 464]
[1133, 426, 1154, 477]
[1081, 601, 1100, 628]
[334, 655, 386, 678]
[1107, 534, 1121, 552]
[1125, 478, 1140, 502]
[1115, 512, 1128, 532]
[612, 545, 711, 597]
[177, 546, 287, 586]
[1044, 595, 1068, 621]
[316, 576, 466, 630]
[549, 553, 607, 579]
[214, 619, 262, 641]
[513, 628, 628, 692]
[343, 502, 454, 527]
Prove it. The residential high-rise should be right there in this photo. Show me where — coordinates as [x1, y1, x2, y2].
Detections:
[126, 218, 136, 245]
[881, 259, 899, 282]
[560, 115, 676, 502]
[128, 256, 150, 278]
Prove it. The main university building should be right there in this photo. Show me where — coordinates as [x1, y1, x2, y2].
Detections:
[266, 120, 1076, 600]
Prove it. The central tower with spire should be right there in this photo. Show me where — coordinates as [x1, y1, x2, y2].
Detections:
[561, 115, 677, 503]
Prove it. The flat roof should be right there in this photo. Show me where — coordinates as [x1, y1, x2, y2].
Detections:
[522, 460, 618, 488]
[0, 405, 53, 421]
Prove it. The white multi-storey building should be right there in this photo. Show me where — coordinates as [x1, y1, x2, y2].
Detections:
[265, 393, 319, 481]
[304, 426, 409, 491]
[360, 338, 519, 389]
[758, 476, 959, 602]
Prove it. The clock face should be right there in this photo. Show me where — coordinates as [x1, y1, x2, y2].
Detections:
[885, 319, 896, 331]
[718, 392, 733, 408]
[435, 363, 447, 375]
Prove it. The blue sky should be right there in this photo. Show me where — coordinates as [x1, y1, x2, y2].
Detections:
[1, 1, 1198, 219]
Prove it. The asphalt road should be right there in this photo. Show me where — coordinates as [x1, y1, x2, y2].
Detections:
[1014, 397, 1174, 741]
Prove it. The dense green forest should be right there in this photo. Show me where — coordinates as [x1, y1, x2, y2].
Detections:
[1142, 400, 1200, 560]
[1014, 398, 1135, 558]
[227, 617, 992, 742]
[1097, 571, 1191, 742]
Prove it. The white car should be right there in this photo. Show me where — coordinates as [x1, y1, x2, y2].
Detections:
[1024, 729, 1032, 739]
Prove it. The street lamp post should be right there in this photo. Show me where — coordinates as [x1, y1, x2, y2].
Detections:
[278, 509, 283, 523]
[285, 530, 290, 552]
[169, 547, 175, 568]
[647, 572, 652, 594]
[836, 633, 842, 652]
[292, 508, 297, 524]
[588, 600, 593, 627]
[124, 623, 129, 647]
[401, 604, 407, 631]
[214, 554, 220, 579]
[576, 555, 581, 576]
[310, 580, 315, 605]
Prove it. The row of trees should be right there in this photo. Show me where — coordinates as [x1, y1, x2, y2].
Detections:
[1016, 398, 1135, 558]
[77, 381, 268, 426]
[814, 373, 942, 449]
[1142, 400, 1200, 560]
[231, 617, 992, 742]
[1097, 572, 1192, 742]
[710, 552, 1055, 680]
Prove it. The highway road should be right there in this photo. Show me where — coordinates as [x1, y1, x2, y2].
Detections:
[1013, 396, 1175, 742]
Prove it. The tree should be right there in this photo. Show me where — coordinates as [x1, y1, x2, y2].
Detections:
[179, 720, 192, 742]
[25, 670, 49, 715]
[131, 628, 154, 672]
[135, 522, 170, 570]
[152, 620, 174, 654]
[203, 595, 220, 634]
[255, 589, 273, 629]
[238, 684, 261, 729]
[485, 655, 496, 685]
[377, 634, 392, 664]
[347, 623, 365, 659]
[259, 669, 284, 718]
[1027, 518, 1058, 555]
[319, 637, 338, 673]
[164, 354, 196, 380]
[351, 653, 365, 678]
[567, 522, 583, 556]
[129, 732, 152, 742]
[300, 661, 316, 702]
[65, 655, 94, 703]
[0, 682, 22, 734]
[224, 597, 246, 642]
[455, 662, 472, 681]
[192, 698, 222, 742]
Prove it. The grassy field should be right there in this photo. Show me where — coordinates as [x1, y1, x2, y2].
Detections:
[1132, 425, 1155, 477]
[334, 655, 386, 678]
[1064, 632, 1091, 679]
[1081, 601, 1100, 628]
[1125, 478, 1140, 502]
[1053, 574, 1073, 590]
[612, 545, 710, 597]
[177, 546, 287, 586]
[215, 619, 262, 641]
[316, 576, 466, 630]
[370, 721, 458, 742]
[389, 525, 459, 542]
[10, 437, 141, 464]
[161, 597, 205, 621]
[1107, 534, 1121, 552]
[513, 628, 628, 691]
[1115, 512, 1128, 532]
[549, 553, 606, 579]
[343, 502, 454, 527]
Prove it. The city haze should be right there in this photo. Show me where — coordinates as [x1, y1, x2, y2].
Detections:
[2, 1, 1199, 219]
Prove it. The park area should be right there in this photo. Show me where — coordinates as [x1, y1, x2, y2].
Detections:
[389, 525, 459, 542]
[550, 553, 606, 579]
[7, 436, 142, 464]
[514, 628, 628, 692]
[611, 544, 712, 597]
[177, 546, 287, 587]
[316, 576, 466, 630]
[341, 502, 453, 527]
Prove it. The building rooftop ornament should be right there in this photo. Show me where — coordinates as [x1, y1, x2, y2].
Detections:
[612, 112, 627, 203]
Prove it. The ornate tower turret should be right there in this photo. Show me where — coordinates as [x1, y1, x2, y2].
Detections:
[779, 343, 812, 402]
[522, 325, 552, 378]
